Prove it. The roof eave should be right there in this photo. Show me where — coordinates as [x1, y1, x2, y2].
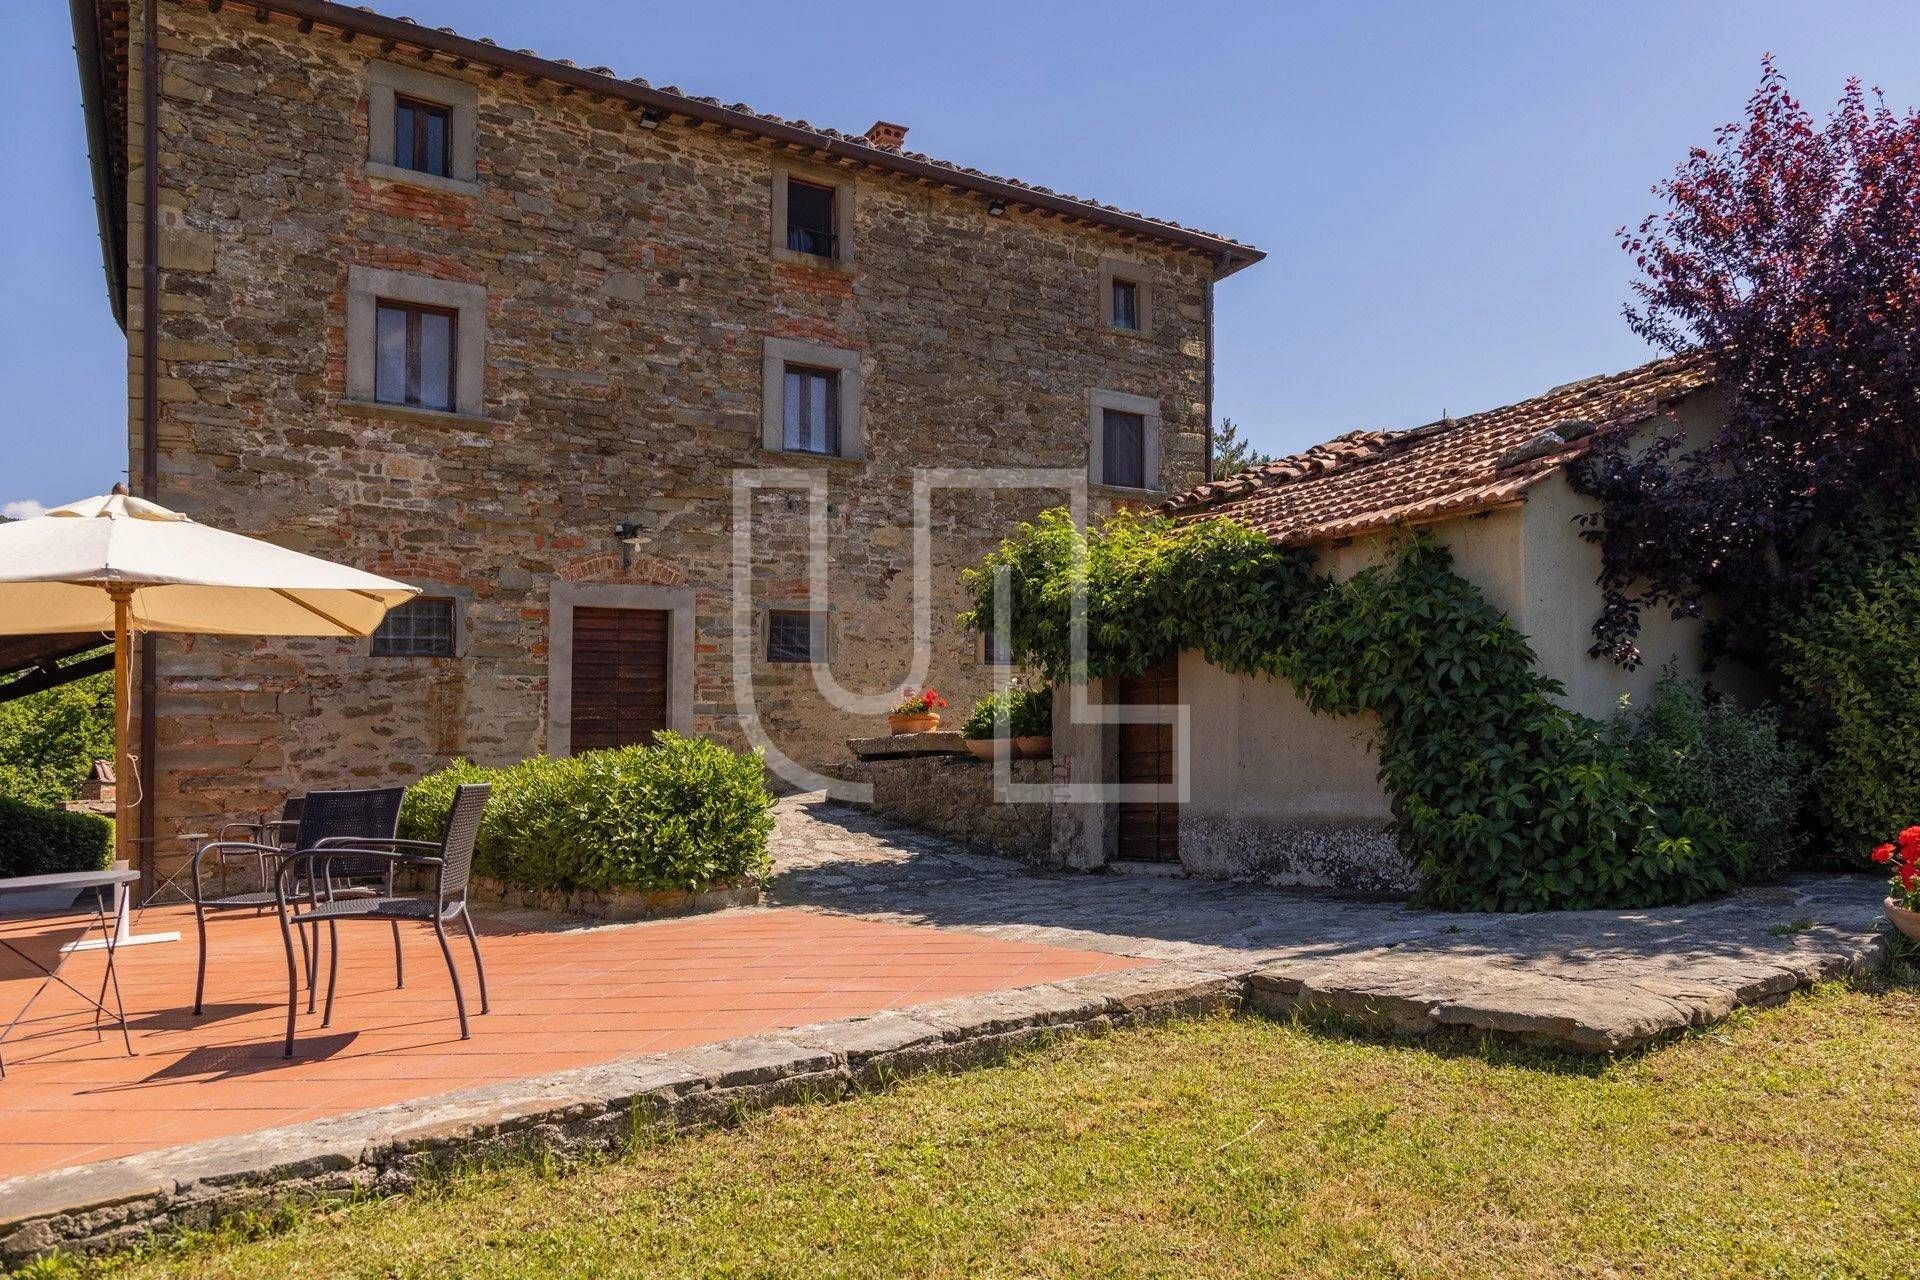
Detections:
[235, 0, 1265, 273]
[70, 0, 124, 331]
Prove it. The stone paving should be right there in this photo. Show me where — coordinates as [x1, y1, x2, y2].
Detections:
[0, 792, 1893, 1262]
[770, 793, 1891, 1051]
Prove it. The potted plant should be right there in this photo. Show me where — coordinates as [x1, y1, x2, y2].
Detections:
[961, 690, 1016, 760]
[887, 686, 948, 736]
[1873, 826, 1920, 941]
[1011, 684, 1053, 759]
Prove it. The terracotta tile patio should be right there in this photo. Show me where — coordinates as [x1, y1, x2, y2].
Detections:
[0, 902, 1140, 1178]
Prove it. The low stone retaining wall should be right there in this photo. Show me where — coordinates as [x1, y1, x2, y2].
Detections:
[847, 751, 1052, 862]
[0, 965, 1241, 1265]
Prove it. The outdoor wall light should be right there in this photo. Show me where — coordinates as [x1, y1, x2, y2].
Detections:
[987, 197, 1008, 216]
[615, 520, 645, 570]
[638, 107, 666, 129]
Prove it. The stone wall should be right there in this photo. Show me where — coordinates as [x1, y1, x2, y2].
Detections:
[123, 2, 1228, 870]
[850, 752, 1053, 862]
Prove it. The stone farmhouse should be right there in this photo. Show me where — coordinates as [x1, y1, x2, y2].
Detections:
[69, 0, 1263, 875]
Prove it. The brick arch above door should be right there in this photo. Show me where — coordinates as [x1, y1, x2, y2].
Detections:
[555, 553, 688, 588]
[546, 582, 696, 756]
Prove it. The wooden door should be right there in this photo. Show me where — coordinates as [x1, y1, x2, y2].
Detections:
[1115, 658, 1179, 862]
[568, 607, 670, 753]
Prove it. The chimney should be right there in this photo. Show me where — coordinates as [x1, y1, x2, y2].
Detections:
[862, 120, 908, 153]
[81, 759, 116, 803]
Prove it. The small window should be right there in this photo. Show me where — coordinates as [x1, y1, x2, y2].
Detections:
[786, 178, 838, 258]
[1101, 409, 1147, 489]
[371, 597, 456, 657]
[374, 299, 457, 411]
[782, 365, 841, 455]
[767, 610, 824, 664]
[1111, 279, 1140, 331]
[393, 95, 451, 178]
[981, 630, 1015, 667]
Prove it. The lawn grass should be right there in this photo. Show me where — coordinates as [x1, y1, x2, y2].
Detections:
[32, 970, 1920, 1280]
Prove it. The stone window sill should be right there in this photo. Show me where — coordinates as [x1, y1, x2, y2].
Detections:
[339, 398, 494, 429]
[756, 446, 865, 468]
[1102, 323, 1157, 342]
[770, 247, 855, 275]
[364, 161, 482, 198]
[1089, 480, 1166, 501]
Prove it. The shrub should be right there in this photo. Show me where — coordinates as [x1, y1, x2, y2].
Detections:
[960, 685, 1051, 740]
[0, 663, 114, 808]
[964, 509, 1738, 911]
[1011, 685, 1052, 737]
[1607, 673, 1810, 881]
[397, 758, 493, 848]
[961, 690, 1017, 740]
[1773, 503, 1920, 867]
[0, 796, 113, 878]
[401, 735, 774, 894]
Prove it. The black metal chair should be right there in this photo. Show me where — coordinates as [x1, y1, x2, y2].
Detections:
[188, 786, 406, 1016]
[274, 783, 492, 1057]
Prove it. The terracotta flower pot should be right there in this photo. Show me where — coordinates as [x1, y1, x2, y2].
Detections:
[1887, 898, 1920, 943]
[888, 712, 940, 735]
[1013, 734, 1052, 759]
[964, 737, 1008, 761]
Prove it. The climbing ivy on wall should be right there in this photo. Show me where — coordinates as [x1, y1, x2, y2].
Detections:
[961, 509, 1739, 911]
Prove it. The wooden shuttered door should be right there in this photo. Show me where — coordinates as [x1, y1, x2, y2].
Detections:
[1115, 658, 1179, 862]
[568, 607, 670, 753]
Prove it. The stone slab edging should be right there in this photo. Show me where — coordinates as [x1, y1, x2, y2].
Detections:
[1246, 913, 1889, 1053]
[0, 913, 1890, 1264]
[0, 964, 1244, 1264]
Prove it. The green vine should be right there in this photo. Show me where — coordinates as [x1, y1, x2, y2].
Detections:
[961, 509, 1738, 911]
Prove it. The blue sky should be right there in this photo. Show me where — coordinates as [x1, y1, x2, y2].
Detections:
[3, 0, 1917, 513]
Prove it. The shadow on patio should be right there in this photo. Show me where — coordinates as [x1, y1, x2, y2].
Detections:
[769, 794, 1891, 977]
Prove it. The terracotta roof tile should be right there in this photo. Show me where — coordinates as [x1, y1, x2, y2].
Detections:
[1166, 354, 1712, 546]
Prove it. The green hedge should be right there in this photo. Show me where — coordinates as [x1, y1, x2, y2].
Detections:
[400, 734, 775, 894]
[0, 796, 113, 879]
[1607, 673, 1810, 881]
[1774, 503, 1920, 866]
[963, 509, 1742, 911]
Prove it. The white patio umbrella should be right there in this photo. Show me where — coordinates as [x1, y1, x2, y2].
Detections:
[0, 487, 417, 942]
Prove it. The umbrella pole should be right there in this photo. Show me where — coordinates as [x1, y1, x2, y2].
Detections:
[66, 585, 180, 952]
[112, 586, 133, 877]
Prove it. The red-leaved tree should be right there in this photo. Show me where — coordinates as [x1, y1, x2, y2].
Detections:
[1570, 59, 1920, 666]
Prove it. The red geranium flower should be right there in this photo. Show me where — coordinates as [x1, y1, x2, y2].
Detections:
[1872, 843, 1896, 864]
[1899, 825, 1920, 850]
[1902, 865, 1920, 892]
